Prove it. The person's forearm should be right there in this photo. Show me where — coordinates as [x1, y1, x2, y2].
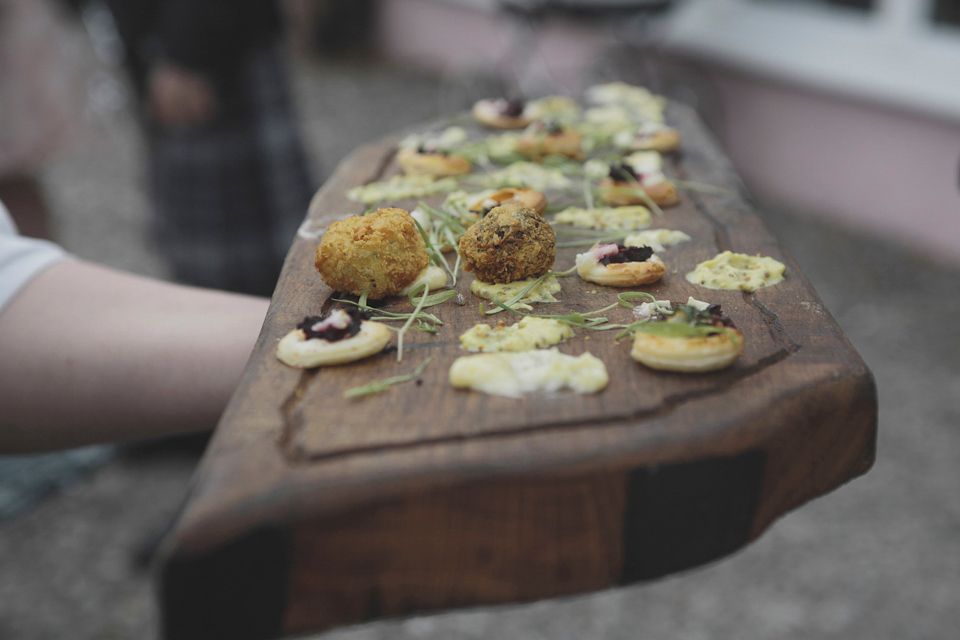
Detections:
[0, 261, 269, 452]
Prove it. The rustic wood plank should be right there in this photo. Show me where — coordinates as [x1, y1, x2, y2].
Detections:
[158, 103, 876, 640]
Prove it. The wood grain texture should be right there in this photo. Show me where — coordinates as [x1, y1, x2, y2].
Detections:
[158, 104, 876, 640]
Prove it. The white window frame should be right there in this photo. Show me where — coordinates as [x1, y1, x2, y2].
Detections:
[660, 0, 960, 122]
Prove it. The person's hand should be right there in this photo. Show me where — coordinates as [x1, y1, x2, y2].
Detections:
[147, 63, 217, 128]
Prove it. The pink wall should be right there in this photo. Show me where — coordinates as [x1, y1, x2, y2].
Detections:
[378, 0, 606, 94]
[708, 69, 960, 266]
[376, 1, 960, 265]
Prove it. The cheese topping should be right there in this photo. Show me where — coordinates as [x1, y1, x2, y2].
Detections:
[399, 265, 448, 296]
[409, 205, 431, 228]
[554, 205, 651, 231]
[583, 158, 613, 180]
[625, 151, 663, 174]
[483, 133, 522, 162]
[480, 162, 572, 191]
[685, 296, 712, 311]
[583, 104, 636, 126]
[526, 95, 581, 122]
[584, 82, 666, 122]
[686, 251, 786, 292]
[459, 317, 573, 353]
[347, 175, 459, 204]
[399, 126, 468, 152]
[449, 348, 608, 397]
[634, 299, 673, 321]
[624, 229, 692, 252]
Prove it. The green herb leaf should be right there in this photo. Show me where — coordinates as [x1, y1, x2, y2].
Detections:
[344, 357, 434, 399]
[397, 284, 432, 362]
[633, 323, 734, 338]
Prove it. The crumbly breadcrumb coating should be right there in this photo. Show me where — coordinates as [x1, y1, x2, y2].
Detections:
[458, 203, 556, 284]
[315, 208, 428, 299]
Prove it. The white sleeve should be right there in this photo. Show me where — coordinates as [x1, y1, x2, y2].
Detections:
[0, 200, 70, 315]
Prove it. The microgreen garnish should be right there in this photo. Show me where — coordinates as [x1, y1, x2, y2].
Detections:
[480, 266, 576, 315]
[602, 294, 738, 340]
[396, 283, 432, 362]
[333, 286, 457, 357]
[486, 296, 616, 328]
[344, 357, 434, 399]
[484, 290, 656, 330]
[417, 201, 468, 236]
[617, 291, 658, 307]
[412, 217, 457, 285]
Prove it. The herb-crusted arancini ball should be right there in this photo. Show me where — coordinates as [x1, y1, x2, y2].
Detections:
[315, 208, 428, 299]
[458, 203, 556, 284]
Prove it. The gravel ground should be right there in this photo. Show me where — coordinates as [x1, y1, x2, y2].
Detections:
[1, 43, 958, 640]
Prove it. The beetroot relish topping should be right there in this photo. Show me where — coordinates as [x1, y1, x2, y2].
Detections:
[416, 144, 446, 156]
[608, 162, 639, 182]
[501, 99, 525, 117]
[599, 244, 654, 265]
[297, 307, 370, 342]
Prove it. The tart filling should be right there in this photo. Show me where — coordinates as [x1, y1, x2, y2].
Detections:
[629, 300, 745, 372]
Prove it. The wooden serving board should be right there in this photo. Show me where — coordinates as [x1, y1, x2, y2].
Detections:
[158, 104, 876, 640]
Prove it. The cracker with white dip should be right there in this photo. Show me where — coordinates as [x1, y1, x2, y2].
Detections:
[449, 348, 608, 397]
[277, 309, 390, 368]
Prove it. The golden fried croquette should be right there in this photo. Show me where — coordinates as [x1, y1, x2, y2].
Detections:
[458, 203, 556, 284]
[315, 208, 428, 299]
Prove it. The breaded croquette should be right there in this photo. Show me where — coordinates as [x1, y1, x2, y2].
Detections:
[315, 208, 428, 299]
[458, 203, 556, 284]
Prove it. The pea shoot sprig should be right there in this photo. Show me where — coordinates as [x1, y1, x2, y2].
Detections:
[484, 295, 616, 329]
[485, 290, 713, 340]
[596, 294, 741, 340]
[334, 285, 458, 362]
[344, 357, 434, 399]
[479, 265, 577, 315]
[412, 215, 458, 287]
[395, 284, 433, 362]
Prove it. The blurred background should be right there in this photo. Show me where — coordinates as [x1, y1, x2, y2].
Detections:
[0, 0, 957, 638]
